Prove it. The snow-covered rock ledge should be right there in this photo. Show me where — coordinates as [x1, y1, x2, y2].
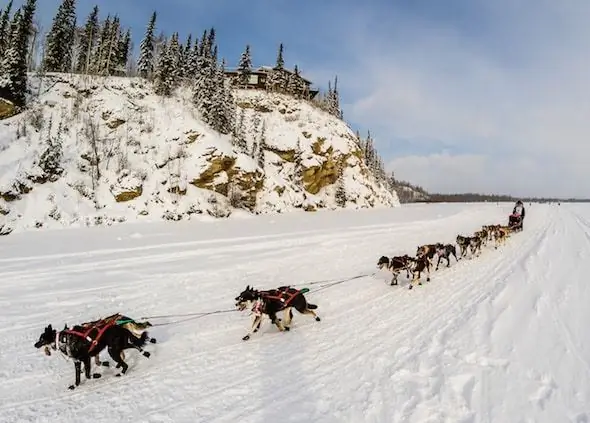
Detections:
[0, 73, 399, 234]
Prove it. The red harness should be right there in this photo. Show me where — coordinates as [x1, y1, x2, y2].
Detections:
[260, 287, 300, 309]
[64, 319, 116, 354]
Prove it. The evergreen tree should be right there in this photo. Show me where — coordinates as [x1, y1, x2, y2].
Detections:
[117, 28, 131, 71]
[43, 0, 77, 73]
[92, 15, 108, 73]
[192, 28, 216, 125]
[0, 0, 37, 107]
[178, 33, 192, 78]
[75, 5, 99, 74]
[275, 42, 284, 70]
[335, 171, 346, 207]
[103, 15, 120, 75]
[208, 58, 235, 134]
[237, 44, 252, 87]
[233, 107, 247, 153]
[0, 0, 13, 59]
[185, 37, 199, 79]
[154, 36, 174, 96]
[287, 64, 301, 96]
[137, 11, 156, 78]
[257, 121, 266, 169]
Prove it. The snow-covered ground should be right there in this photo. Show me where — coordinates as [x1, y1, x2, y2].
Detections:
[1, 202, 589, 422]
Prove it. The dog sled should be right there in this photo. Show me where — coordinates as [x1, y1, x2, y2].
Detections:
[508, 213, 523, 231]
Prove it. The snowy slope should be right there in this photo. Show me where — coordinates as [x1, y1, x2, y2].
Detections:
[0, 73, 398, 235]
[2, 202, 589, 422]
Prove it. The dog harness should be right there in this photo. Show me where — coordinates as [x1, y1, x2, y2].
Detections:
[64, 321, 115, 354]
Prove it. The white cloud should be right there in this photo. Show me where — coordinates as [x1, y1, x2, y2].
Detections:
[316, 0, 590, 197]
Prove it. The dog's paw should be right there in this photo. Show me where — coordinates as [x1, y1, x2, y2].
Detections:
[115, 373, 122, 377]
[101, 361, 110, 367]
[315, 317, 321, 322]
[242, 335, 250, 341]
[149, 338, 157, 344]
[68, 385, 75, 390]
[92, 373, 102, 379]
[143, 351, 151, 358]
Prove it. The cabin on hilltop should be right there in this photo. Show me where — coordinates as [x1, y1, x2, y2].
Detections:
[224, 65, 319, 100]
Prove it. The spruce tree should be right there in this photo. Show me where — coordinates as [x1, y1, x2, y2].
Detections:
[154, 37, 174, 96]
[117, 28, 131, 71]
[75, 5, 99, 74]
[0, 0, 13, 59]
[275, 43, 284, 70]
[43, 0, 76, 73]
[237, 44, 252, 87]
[0, 0, 37, 107]
[234, 107, 247, 153]
[185, 37, 198, 79]
[137, 11, 156, 78]
[335, 171, 346, 207]
[90, 15, 110, 74]
[257, 121, 266, 169]
[103, 15, 120, 75]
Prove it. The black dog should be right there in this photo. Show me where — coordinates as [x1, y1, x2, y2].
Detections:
[34, 323, 151, 390]
[434, 243, 458, 270]
[377, 255, 412, 285]
[407, 255, 431, 289]
[235, 285, 320, 341]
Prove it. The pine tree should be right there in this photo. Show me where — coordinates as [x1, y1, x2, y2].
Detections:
[117, 28, 131, 71]
[287, 64, 301, 97]
[43, 0, 76, 73]
[75, 5, 98, 74]
[0, 0, 37, 107]
[257, 121, 266, 169]
[234, 107, 248, 153]
[335, 171, 346, 207]
[154, 34, 179, 96]
[237, 44, 252, 87]
[0, 0, 13, 59]
[185, 37, 198, 79]
[192, 29, 217, 126]
[275, 42, 284, 70]
[103, 15, 120, 75]
[209, 58, 235, 134]
[178, 33, 192, 78]
[267, 43, 288, 92]
[137, 11, 156, 78]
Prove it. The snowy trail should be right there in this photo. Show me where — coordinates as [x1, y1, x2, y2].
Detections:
[1, 203, 589, 422]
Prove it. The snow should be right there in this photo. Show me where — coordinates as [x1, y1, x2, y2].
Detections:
[0, 73, 398, 236]
[1, 201, 589, 422]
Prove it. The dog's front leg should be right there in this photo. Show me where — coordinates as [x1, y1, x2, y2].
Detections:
[242, 315, 262, 341]
[69, 361, 82, 390]
[87, 356, 103, 380]
[390, 270, 399, 286]
[436, 255, 442, 271]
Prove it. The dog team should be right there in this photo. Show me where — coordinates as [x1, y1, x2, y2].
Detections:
[33, 206, 524, 390]
[377, 221, 517, 289]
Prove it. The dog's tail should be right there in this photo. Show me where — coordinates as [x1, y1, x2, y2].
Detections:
[307, 303, 318, 310]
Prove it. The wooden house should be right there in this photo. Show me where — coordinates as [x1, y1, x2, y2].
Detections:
[224, 66, 319, 100]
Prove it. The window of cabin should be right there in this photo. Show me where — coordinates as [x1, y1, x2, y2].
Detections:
[249, 74, 259, 84]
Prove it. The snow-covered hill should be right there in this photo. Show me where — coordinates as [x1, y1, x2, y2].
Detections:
[0, 73, 398, 235]
[1, 202, 588, 422]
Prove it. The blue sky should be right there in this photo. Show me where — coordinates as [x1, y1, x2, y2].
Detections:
[13, 0, 590, 197]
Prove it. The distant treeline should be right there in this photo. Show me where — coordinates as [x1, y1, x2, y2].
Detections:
[418, 193, 590, 203]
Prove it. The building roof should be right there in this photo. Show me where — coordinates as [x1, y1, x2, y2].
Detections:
[224, 65, 313, 85]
